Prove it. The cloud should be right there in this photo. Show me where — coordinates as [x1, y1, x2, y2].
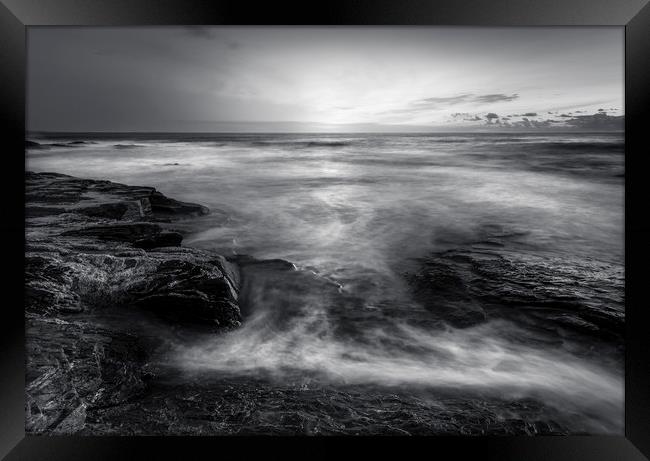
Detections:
[473, 93, 519, 103]
[498, 117, 557, 129]
[417, 94, 472, 105]
[489, 111, 623, 131]
[406, 93, 519, 111]
[446, 109, 623, 131]
[563, 112, 624, 130]
[508, 112, 538, 117]
[412, 93, 520, 112]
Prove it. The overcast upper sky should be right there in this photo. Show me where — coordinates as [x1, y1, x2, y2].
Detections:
[27, 27, 624, 132]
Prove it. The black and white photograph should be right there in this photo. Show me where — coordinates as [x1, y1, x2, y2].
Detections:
[25, 26, 625, 436]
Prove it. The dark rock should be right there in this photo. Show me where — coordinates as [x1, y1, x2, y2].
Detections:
[62, 223, 184, 250]
[26, 242, 241, 324]
[25, 316, 151, 434]
[407, 225, 624, 343]
[134, 231, 183, 249]
[230, 254, 297, 271]
[63, 223, 174, 245]
[149, 191, 209, 217]
[25, 171, 209, 220]
[76, 202, 130, 219]
[26, 172, 240, 325]
[132, 249, 241, 326]
[25, 171, 243, 433]
[26, 140, 47, 149]
[25, 254, 83, 314]
[408, 258, 487, 328]
[26, 205, 67, 217]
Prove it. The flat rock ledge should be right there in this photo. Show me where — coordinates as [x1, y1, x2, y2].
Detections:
[25, 172, 241, 434]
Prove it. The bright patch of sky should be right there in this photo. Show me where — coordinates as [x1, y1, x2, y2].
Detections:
[28, 27, 624, 132]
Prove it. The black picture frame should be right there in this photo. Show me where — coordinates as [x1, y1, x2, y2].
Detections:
[1, 0, 649, 459]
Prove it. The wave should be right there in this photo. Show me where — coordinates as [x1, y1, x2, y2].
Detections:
[175, 302, 623, 432]
[250, 140, 355, 148]
[173, 247, 623, 431]
[113, 143, 146, 149]
[533, 141, 624, 151]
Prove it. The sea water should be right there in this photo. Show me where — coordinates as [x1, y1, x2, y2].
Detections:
[26, 132, 624, 434]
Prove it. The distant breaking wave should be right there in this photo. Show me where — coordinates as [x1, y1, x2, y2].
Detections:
[250, 140, 355, 148]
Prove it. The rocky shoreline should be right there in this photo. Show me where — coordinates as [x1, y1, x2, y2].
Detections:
[25, 172, 244, 433]
[24, 171, 624, 435]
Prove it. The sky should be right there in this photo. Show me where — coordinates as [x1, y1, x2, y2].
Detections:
[27, 27, 624, 132]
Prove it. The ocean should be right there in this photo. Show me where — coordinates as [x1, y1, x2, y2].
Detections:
[26, 132, 624, 434]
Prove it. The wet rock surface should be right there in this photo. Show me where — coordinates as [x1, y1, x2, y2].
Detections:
[67, 373, 576, 436]
[25, 172, 240, 433]
[406, 224, 624, 349]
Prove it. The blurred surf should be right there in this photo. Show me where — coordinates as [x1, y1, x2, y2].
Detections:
[26, 131, 624, 433]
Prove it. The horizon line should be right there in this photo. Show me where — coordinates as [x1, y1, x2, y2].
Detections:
[26, 130, 625, 135]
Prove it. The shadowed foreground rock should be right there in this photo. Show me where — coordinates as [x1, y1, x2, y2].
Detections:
[25, 172, 241, 433]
